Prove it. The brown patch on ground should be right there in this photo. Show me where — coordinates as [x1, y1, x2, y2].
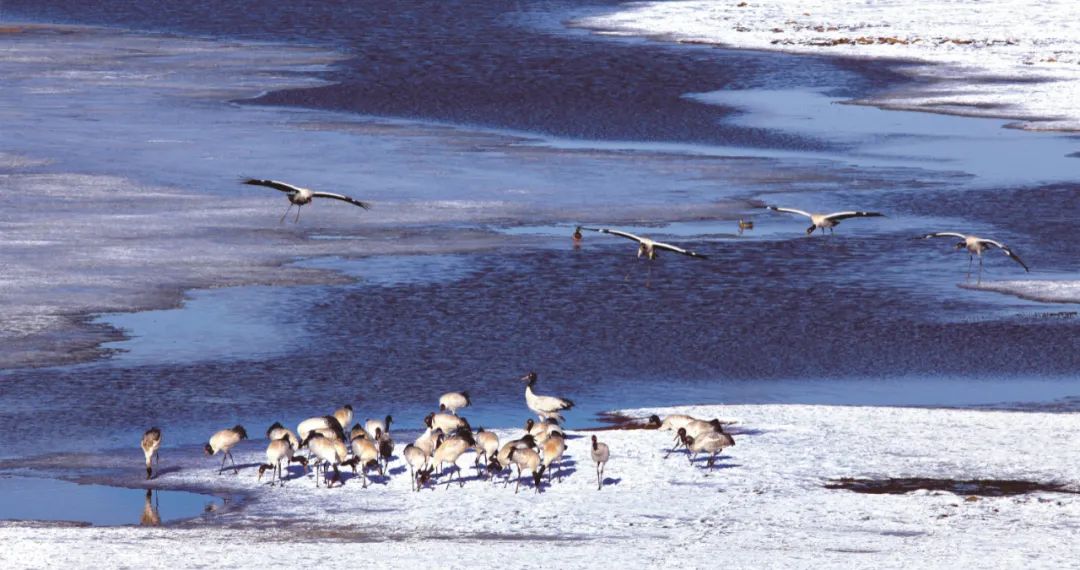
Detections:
[825, 477, 1079, 497]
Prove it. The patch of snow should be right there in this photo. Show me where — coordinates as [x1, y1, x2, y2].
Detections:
[576, 0, 1080, 130]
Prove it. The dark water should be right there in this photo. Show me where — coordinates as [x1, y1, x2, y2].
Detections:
[2, 0, 906, 148]
[1, 0, 1078, 462]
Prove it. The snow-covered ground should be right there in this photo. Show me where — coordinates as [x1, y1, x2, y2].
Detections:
[2, 403, 1078, 568]
[577, 0, 1080, 130]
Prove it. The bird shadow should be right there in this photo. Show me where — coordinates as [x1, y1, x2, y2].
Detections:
[601, 477, 623, 487]
[688, 457, 741, 471]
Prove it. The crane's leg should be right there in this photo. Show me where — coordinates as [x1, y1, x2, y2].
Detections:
[978, 256, 984, 284]
[280, 203, 293, 224]
[218, 453, 227, 475]
[967, 255, 973, 280]
[515, 466, 522, 494]
[229, 451, 239, 474]
[596, 463, 601, 490]
[294, 204, 302, 223]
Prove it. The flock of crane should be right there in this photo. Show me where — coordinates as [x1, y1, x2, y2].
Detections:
[244, 178, 1030, 279]
[138, 372, 737, 493]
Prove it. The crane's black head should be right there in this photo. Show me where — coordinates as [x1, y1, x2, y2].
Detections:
[374, 427, 383, 439]
[424, 413, 434, 428]
[266, 422, 284, 438]
[439, 403, 447, 412]
[257, 464, 271, 481]
[233, 425, 249, 440]
[341, 456, 360, 473]
[385, 415, 393, 428]
[955, 241, 966, 250]
[710, 419, 723, 429]
[291, 456, 309, 469]
[462, 391, 471, 405]
[459, 430, 477, 448]
[417, 466, 434, 488]
[647, 415, 662, 428]
[345, 404, 353, 411]
[520, 434, 537, 449]
[522, 371, 537, 385]
[524, 418, 535, 431]
[203, 443, 214, 456]
[299, 432, 320, 449]
[591, 434, 599, 449]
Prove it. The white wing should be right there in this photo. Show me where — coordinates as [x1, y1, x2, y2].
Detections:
[918, 232, 968, 240]
[652, 240, 708, 259]
[580, 227, 646, 243]
[977, 239, 1030, 271]
[243, 178, 303, 194]
[310, 191, 372, 210]
[766, 206, 813, 219]
[823, 211, 884, 221]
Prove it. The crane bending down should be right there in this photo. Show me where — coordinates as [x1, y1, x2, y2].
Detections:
[577, 227, 707, 260]
[917, 232, 1029, 280]
[766, 206, 883, 235]
[242, 178, 371, 223]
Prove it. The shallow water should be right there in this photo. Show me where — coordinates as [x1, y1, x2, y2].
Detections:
[0, 477, 222, 526]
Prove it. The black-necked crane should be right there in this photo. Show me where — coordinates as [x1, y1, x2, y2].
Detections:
[376, 427, 394, 471]
[346, 435, 382, 488]
[474, 428, 499, 475]
[507, 447, 543, 494]
[266, 422, 300, 449]
[666, 420, 724, 458]
[525, 418, 564, 445]
[258, 436, 308, 486]
[433, 429, 476, 488]
[243, 178, 371, 223]
[494, 434, 537, 486]
[333, 405, 354, 432]
[682, 428, 735, 469]
[205, 425, 248, 475]
[426, 412, 469, 435]
[540, 432, 566, 483]
[578, 226, 708, 260]
[301, 432, 349, 488]
[403, 443, 431, 492]
[439, 391, 471, 415]
[591, 435, 610, 490]
[766, 205, 883, 235]
[414, 426, 445, 458]
[365, 415, 393, 441]
[141, 427, 162, 480]
[916, 232, 1029, 280]
[297, 415, 346, 443]
[522, 372, 574, 422]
